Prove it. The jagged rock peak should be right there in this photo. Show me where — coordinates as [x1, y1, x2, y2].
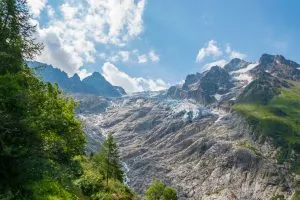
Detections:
[259, 54, 299, 67]
[70, 73, 81, 81]
[224, 58, 250, 72]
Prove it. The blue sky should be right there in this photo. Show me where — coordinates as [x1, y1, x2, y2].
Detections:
[28, 0, 300, 92]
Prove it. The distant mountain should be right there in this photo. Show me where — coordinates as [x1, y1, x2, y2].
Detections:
[251, 54, 300, 80]
[82, 72, 126, 97]
[27, 61, 126, 97]
[223, 58, 250, 72]
[167, 65, 235, 104]
[79, 54, 300, 199]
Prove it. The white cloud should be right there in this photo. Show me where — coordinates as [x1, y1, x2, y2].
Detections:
[196, 40, 222, 63]
[37, 31, 83, 75]
[119, 51, 130, 62]
[103, 49, 160, 64]
[102, 62, 168, 93]
[31, 0, 146, 76]
[196, 40, 248, 71]
[148, 50, 160, 62]
[60, 3, 78, 20]
[46, 5, 55, 18]
[225, 45, 247, 59]
[77, 69, 92, 80]
[27, 0, 47, 17]
[203, 59, 227, 71]
[138, 55, 148, 63]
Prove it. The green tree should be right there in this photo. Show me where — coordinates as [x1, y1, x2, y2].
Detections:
[162, 186, 177, 200]
[0, 0, 42, 74]
[145, 180, 177, 200]
[0, 0, 85, 198]
[94, 133, 124, 186]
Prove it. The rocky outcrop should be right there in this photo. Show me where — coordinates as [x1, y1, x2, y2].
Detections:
[79, 96, 295, 199]
[78, 54, 300, 199]
[28, 61, 126, 97]
[223, 58, 250, 72]
[167, 66, 235, 104]
[237, 72, 290, 104]
[251, 54, 300, 80]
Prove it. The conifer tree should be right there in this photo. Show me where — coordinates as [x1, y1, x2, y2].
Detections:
[94, 133, 124, 186]
[0, 0, 42, 74]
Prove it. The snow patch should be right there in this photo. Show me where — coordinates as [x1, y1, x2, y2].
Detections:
[214, 94, 222, 101]
[234, 73, 253, 84]
[211, 109, 228, 123]
[231, 62, 258, 74]
[297, 67, 300, 70]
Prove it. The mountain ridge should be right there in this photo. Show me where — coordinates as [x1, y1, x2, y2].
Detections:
[27, 61, 126, 97]
[77, 53, 300, 199]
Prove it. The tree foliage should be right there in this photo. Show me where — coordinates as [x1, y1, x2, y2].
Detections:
[0, 0, 86, 198]
[93, 133, 124, 185]
[145, 180, 177, 200]
[0, 0, 42, 74]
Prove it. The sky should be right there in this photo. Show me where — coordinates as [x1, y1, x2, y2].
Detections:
[28, 0, 300, 93]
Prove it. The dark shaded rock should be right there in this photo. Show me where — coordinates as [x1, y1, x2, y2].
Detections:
[224, 58, 250, 72]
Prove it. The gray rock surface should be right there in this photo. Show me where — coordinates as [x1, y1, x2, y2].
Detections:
[77, 54, 300, 199]
[79, 94, 295, 199]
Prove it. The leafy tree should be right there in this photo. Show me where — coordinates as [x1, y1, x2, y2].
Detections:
[0, 0, 85, 198]
[145, 180, 177, 200]
[162, 186, 177, 200]
[0, 0, 42, 74]
[93, 133, 124, 186]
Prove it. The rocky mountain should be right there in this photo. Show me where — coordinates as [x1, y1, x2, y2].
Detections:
[167, 66, 235, 105]
[223, 58, 250, 72]
[251, 54, 300, 80]
[27, 61, 126, 97]
[77, 54, 300, 199]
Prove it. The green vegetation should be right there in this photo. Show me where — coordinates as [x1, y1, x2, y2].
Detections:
[235, 81, 300, 173]
[145, 180, 177, 200]
[291, 191, 300, 200]
[237, 140, 263, 158]
[93, 133, 124, 186]
[0, 0, 138, 199]
[270, 195, 286, 200]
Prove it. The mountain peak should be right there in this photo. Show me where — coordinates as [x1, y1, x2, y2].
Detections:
[27, 62, 126, 97]
[71, 73, 81, 81]
[224, 58, 250, 72]
[259, 54, 287, 65]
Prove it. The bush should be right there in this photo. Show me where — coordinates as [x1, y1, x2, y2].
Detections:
[145, 180, 177, 200]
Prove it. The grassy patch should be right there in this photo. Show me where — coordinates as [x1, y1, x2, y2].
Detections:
[234, 81, 300, 173]
[291, 191, 300, 200]
[237, 140, 264, 158]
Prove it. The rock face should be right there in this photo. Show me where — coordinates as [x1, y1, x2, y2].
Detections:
[223, 58, 250, 72]
[80, 96, 294, 200]
[77, 54, 300, 200]
[167, 66, 235, 104]
[27, 61, 126, 97]
[251, 54, 300, 80]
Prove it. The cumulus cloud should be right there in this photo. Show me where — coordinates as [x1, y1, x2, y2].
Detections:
[196, 40, 222, 63]
[27, 0, 47, 17]
[37, 31, 84, 75]
[101, 49, 160, 64]
[148, 50, 160, 62]
[138, 55, 148, 63]
[196, 40, 248, 71]
[203, 59, 227, 71]
[32, 0, 146, 76]
[225, 45, 247, 59]
[102, 62, 168, 93]
[77, 69, 92, 80]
